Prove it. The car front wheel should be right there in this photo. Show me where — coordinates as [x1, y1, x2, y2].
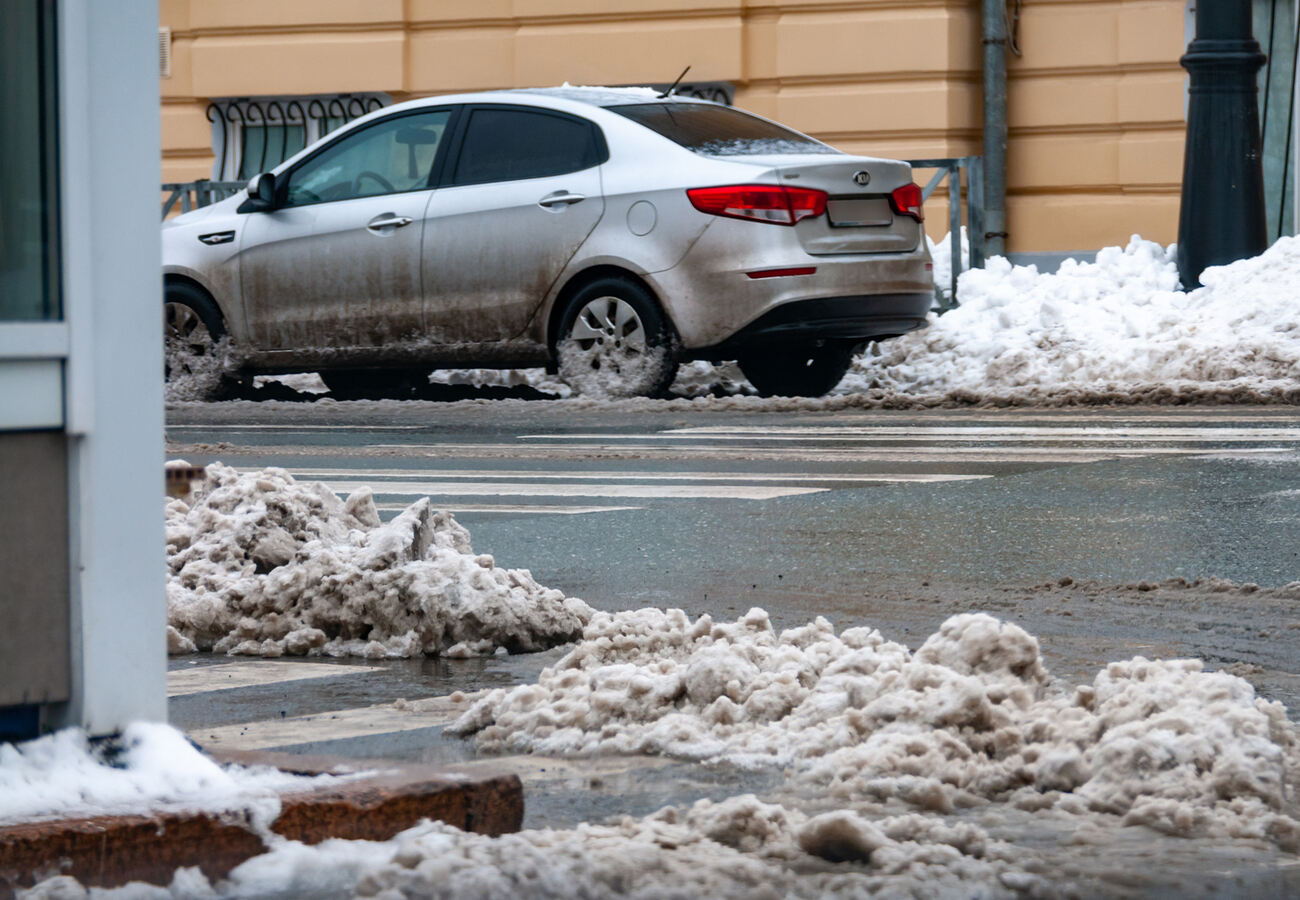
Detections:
[164, 281, 229, 400]
[737, 341, 857, 398]
[555, 278, 678, 398]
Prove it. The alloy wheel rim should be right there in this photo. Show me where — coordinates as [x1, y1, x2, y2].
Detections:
[567, 296, 647, 367]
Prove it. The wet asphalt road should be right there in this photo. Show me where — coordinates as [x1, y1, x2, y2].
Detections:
[164, 400, 1300, 894]
[166, 402, 1300, 711]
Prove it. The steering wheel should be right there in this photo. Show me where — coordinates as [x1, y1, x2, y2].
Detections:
[352, 170, 395, 195]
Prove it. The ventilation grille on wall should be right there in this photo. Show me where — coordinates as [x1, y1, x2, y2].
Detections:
[158, 27, 172, 79]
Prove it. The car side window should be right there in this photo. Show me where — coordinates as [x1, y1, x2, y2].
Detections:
[283, 110, 451, 207]
[452, 108, 601, 186]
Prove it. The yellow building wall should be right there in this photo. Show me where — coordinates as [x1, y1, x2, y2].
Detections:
[159, 0, 1187, 253]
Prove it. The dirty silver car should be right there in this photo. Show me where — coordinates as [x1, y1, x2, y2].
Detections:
[162, 87, 932, 398]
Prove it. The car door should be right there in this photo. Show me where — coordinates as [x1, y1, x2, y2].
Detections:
[421, 105, 606, 342]
[238, 108, 454, 353]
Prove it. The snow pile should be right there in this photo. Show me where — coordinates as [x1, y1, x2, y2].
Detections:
[166, 463, 592, 658]
[25, 795, 1039, 899]
[231, 795, 1029, 898]
[427, 359, 754, 400]
[555, 336, 678, 399]
[842, 235, 1300, 405]
[164, 337, 233, 403]
[429, 367, 567, 395]
[926, 227, 969, 306]
[453, 609, 1300, 851]
[0, 722, 331, 828]
[253, 372, 328, 394]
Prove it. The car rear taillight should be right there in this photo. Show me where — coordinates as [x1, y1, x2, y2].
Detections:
[890, 183, 924, 222]
[686, 185, 828, 226]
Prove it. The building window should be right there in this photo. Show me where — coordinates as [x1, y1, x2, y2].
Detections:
[206, 94, 389, 182]
[0, 0, 60, 321]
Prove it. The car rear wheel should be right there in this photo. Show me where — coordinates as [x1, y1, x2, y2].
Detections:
[737, 341, 857, 398]
[555, 278, 678, 398]
[164, 282, 229, 400]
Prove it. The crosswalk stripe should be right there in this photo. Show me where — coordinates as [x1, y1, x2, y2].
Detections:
[665, 425, 1300, 438]
[519, 432, 1300, 444]
[316, 480, 830, 500]
[167, 660, 379, 697]
[373, 503, 641, 515]
[190, 693, 486, 749]
[365, 442, 1270, 462]
[245, 468, 994, 485]
[167, 424, 425, 432]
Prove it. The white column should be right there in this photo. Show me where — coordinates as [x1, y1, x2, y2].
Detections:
[50, 0, 165, 733]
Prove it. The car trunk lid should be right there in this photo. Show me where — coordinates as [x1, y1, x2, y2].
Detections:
[734, 154, 923, 255]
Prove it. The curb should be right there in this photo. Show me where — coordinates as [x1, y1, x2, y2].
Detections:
[0, 749, 522, 895]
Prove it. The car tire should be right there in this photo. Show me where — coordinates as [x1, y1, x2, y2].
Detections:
[320, 369, 420, 400]
[164, 281, 230, 400]
[555, 277, 678, 398]
[737, 341, 857, 398]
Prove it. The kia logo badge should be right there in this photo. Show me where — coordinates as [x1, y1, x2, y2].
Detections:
[852, 170, 871, 187]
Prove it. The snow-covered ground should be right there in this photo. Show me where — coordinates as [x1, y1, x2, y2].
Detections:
[451, 607, 1300, 852]
[166, 463, 592, 658]
[0, 722, 341, 830]
[16, 478, 1300, 896]
[231, 235, 1300, 410]
[24, 795, 1044, 898]
[20, 611, 1299, 897]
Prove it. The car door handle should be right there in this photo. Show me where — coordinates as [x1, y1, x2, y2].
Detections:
[538, 192, 585, 209]
[367, 214, 413, 232]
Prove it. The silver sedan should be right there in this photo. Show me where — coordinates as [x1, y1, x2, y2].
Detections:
[162, 87, 932, 398]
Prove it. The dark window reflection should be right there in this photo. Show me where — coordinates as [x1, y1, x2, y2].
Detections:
[0, 0, 61, 321]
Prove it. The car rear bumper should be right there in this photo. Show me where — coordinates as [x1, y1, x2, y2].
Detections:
[644, 216, 933, 350]
[695, 292, 930, 356]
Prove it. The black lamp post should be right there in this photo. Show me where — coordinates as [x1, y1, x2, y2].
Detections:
[1177, 0, 1268, 289]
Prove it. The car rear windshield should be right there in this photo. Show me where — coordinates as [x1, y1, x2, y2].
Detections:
[609, 103, 834, 157]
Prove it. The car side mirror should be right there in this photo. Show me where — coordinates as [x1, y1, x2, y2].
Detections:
[238, 172, 278, 213]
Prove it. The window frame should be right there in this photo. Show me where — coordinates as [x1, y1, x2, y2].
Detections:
[439, 103, 609, 189]
[255, 106, 462, 212]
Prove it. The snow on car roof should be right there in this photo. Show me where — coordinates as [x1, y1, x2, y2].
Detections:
[514, 84, 718, 107]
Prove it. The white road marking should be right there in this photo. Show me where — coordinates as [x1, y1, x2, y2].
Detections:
[666, 425, 1300, 438]
[191, 693, 487, 749]
[520, 432, 1300, 443]
[167, 660, 379, 697]
[248, 468, 993, 485]
[367, 443, 1288, 462]
[167, 424, 425, 431]
[193, 696, 692, 783]
[319, 480, 828, 500]
[373, 503, 642, 515]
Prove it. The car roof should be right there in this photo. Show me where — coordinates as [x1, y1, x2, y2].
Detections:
[265, 87, 724, 177]
[379, 85, 716, 116]
[512, 86, 716, 107]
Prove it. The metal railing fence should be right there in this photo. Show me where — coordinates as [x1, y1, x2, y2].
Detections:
[906, 156, 985, 311]
[161, 180, 244, 219]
